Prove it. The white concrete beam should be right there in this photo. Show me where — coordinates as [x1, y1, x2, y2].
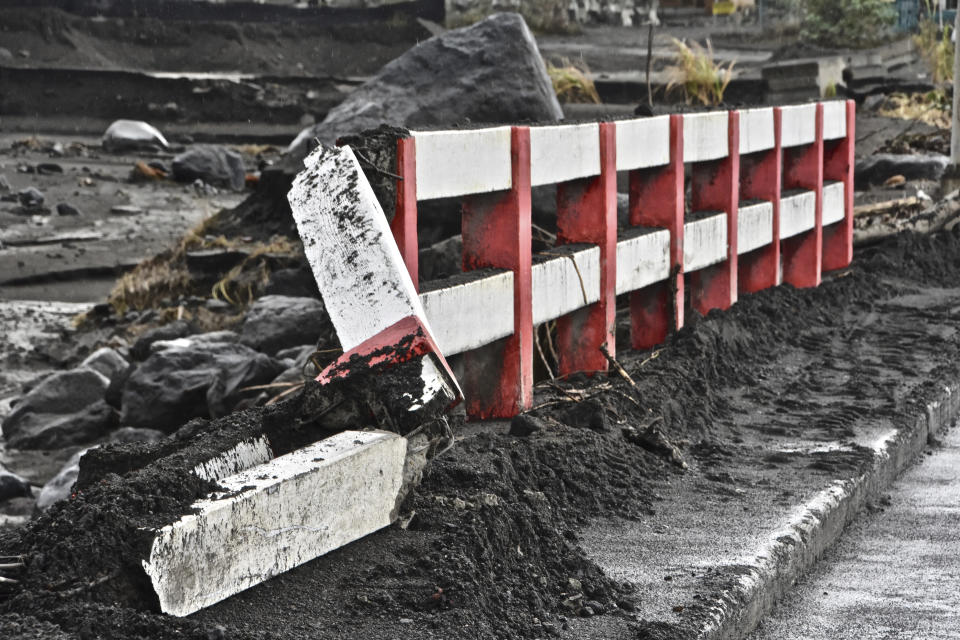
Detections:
[616, 116, 672, 171]
[411, 127, 512, 200]
[822, 180, 846, 226]
[531, 247, 601, 325]
[738, 201, 774, 255]
[529, 123, 601, 186]
[683, 112, 729, 163]
[821, 101, 847, 141]
[615, 229, 671, 295]
[143, 430, 407, 617]
[780, 104, 817, 148]
[684, 214, 728, 272]
[419, 271, 515, 356]
[780, 190, 816, 239]
[739, 108, 776, 155]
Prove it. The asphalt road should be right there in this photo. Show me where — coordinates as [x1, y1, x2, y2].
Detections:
[750, 420, 960, 639]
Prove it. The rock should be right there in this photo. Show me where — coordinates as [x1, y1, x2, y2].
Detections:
[36, 163, 63, 175]
[36, 449, 86, 510]
[120, 342, 283, 431]
[0, 465, 32, 503]
[559, 399, 609, 432]
[130, 320, 193, 360]
[3, 400, 118, 450]
[0, 174, 10, 192]
[5, 368, 109, 424]
[0, 47, 11, 60]
[110, 204, 143, 216]
[275, 344, 317, 364]
[56, 202, 82, 216]
[510, 413, 545, 437]
[17, 48, 29, 58]
[148, 330, 240, 354]
[17, 187, 44, 208]
[239, 295, 330, 356]
[856, 153, 950, 186]
[419, 234, 463, 281]
[80, 347, 129, 383]
[172, 145, 246, 191]
[264, 266, 321, 298]
[102, 119, 169, 153]
[288, 13, 563, 158]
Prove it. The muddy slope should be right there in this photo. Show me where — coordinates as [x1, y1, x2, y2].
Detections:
[2, 230, 960, 639]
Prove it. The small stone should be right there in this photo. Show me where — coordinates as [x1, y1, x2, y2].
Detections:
[18, 187, 44, 208]
[56, 203, 82, 216]
[0, 174, 10, 192]
[204, 298, 231, 311]
[585, 600, 605, 615]
[509, 413, 544, 437]
[567, 577, 583, 593]
[110, 204, 143, 216]
[17, 48, 29, 58]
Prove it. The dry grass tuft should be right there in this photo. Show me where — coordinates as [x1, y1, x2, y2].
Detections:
[546, 59, 602, 104]
[915, 18, 954, 84]
[879, 91, 951, 129]
[665, 38, 735, 107]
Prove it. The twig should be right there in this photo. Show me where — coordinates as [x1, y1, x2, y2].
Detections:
[600, 343, 638, 389]
[266, 383, 305, 406]
[545, 320, 561, 370]
[534, 324, 555, 380]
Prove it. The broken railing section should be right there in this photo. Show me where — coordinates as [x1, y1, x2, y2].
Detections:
[141, 144, 462, 618]
[386, 100, 855, 419]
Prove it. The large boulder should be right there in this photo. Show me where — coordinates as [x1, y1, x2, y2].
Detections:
[120, 340, 284, 431]
[102, 119, 169, 153]
[856, 153, 950, 186]
[288, 13, 563, 158]
[2, 369, 117, 449]
[172, 145, 246, 191]
[0, 464, 32, 503]
[239, 295, 330, 356]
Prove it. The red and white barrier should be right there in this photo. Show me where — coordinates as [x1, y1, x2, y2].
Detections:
[391, 100, 855, 420]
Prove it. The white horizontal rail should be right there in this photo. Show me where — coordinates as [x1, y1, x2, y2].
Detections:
[780, 104, 817, 148]
[419, 271, 515, 356]
[412, 127, 512, 200]
[738, 201, 774, 255]
[822, 101, 847, 141]
[529, 123, 601, 187]
[780, 190, 817, 239]
[683, 111, 729, 163]
[616, 116, 672, 171]
[615, 229, 671, 295]
[822, 181, 845, 226]
[684, 213, 728, 272]
[739, 108, 776, 155]
[531, 247, 601, 325]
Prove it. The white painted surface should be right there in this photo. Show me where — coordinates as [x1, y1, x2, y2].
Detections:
[531, 247, 601, 325]
[684, 214, 728, 272]
[143, 430, 407, 617]
[419, 271, 515, 356]
[822, 180, 846, 226]
[616, 116, 671, 171]
[780, 190, 816, 239]
[780, 104, 817, 148]
[738, 201, 774, 255]
[739, 108, 776, 155]
[529, 123, 601, 186]
[193, 436, 274, 482]
[288, 145, 433, 352]
[683, 111, 729, 163]
[411, 127, 512, 200]
[821, 101, 847, 141]
[615, 230, 671, 295]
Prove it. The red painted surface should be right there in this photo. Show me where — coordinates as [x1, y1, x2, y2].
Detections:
[822, 100, 856, 272]
[628, 114, 685, 349]
[688, 110, 740, 314]
[781, 103, 824, 288]
[555, 122, 617, 376]
[316, 314, 461, 407]
[739, 108, 783, 293]
[461, 127, 533, 419]
[392, 136, 419, 289]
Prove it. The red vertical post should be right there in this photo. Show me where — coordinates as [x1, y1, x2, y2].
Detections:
[392, 136, 419, 289]
[739, 108, 783, 293]
[460, 127, 533, 419]
[555, 122, 617, 376]
[822, 99, 856, 272]
[781, 103, 824, 289]
[688, 110, 741, 314]
[628, 114, 684, 350]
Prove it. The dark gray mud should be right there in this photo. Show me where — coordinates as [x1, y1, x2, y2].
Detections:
[3, 229, 960, 639]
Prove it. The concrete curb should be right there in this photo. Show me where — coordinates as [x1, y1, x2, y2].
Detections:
[696, 382, 960, 640]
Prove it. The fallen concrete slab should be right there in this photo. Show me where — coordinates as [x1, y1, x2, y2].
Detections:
[142, 430, 407, 617]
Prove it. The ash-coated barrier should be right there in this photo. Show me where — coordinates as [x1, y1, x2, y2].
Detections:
[391, 100, 856, 420]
